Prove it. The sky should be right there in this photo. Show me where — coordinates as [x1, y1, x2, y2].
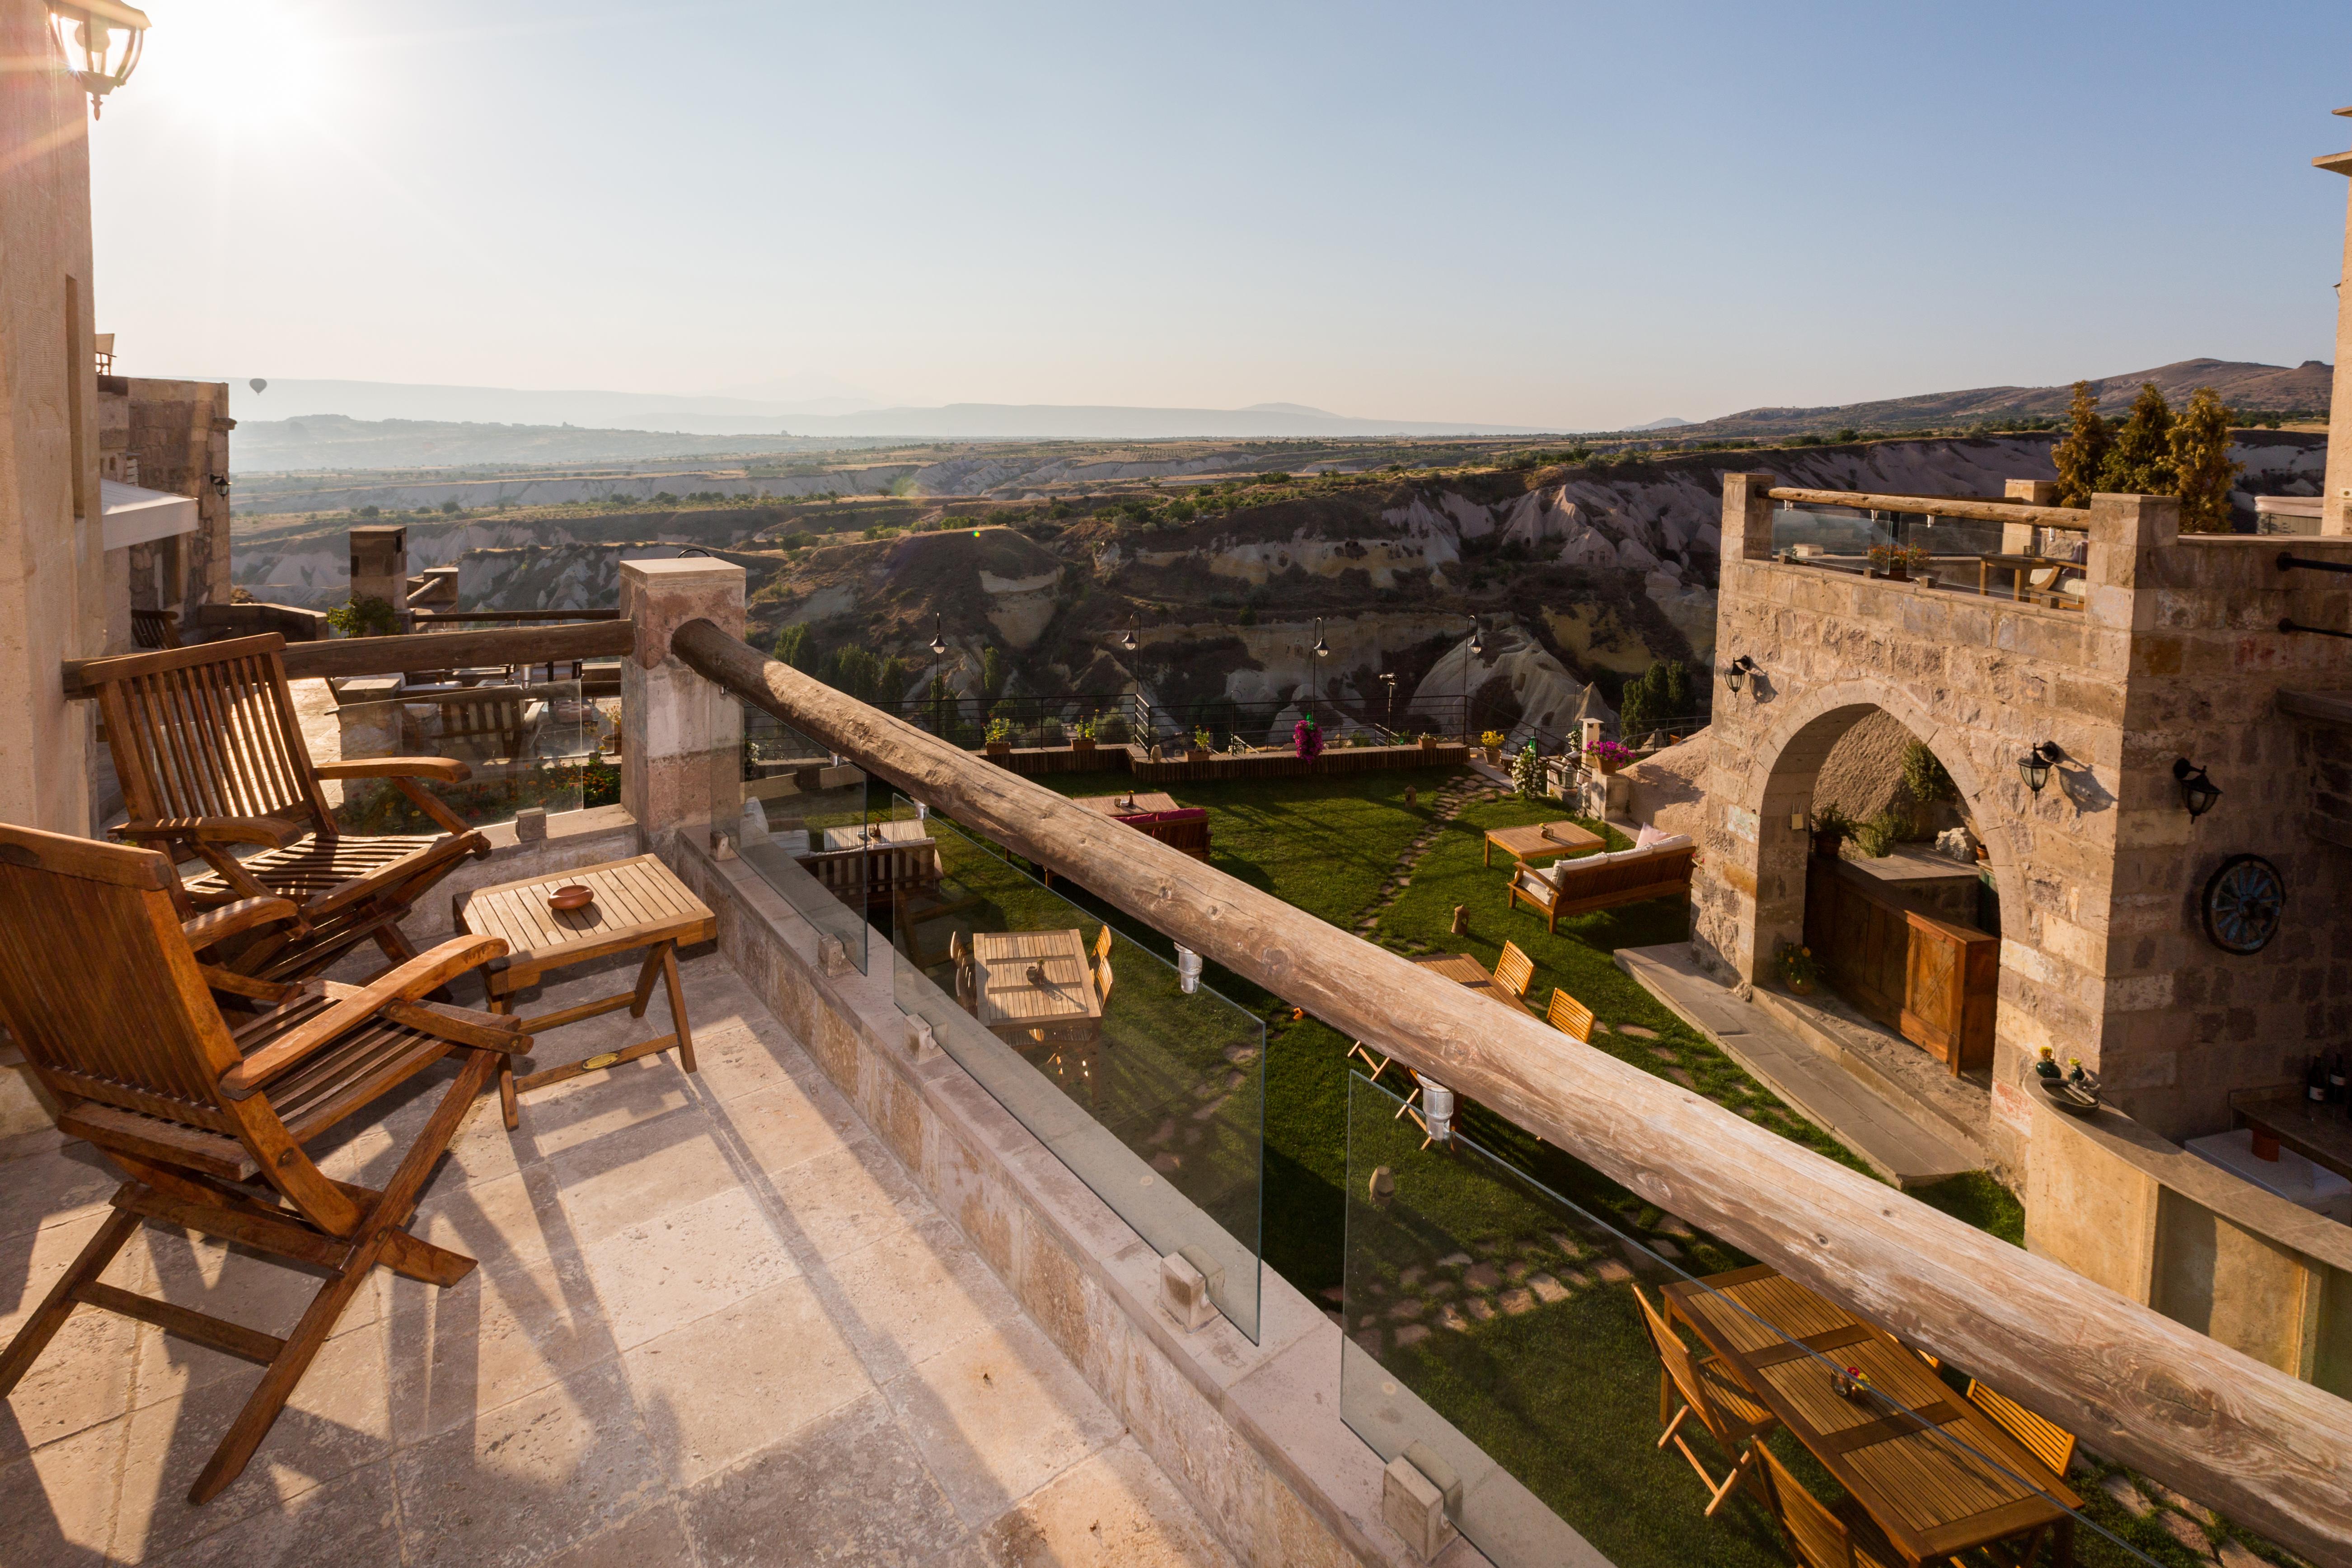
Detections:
[87, 0, 2352, 430]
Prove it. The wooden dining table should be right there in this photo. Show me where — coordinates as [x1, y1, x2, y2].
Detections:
[1411, 951, 1522, 1010]
[1663, 1264, 2080, 1566]
[1074, 791, 1181, 817]
[970, 928, 1103, 1044]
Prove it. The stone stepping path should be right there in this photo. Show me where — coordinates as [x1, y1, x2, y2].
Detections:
[1352, 774, 1495, 936]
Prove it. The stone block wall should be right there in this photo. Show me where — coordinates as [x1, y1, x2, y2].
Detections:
[1696, 474, 2352, 1170]
[95, 376, 234, 629]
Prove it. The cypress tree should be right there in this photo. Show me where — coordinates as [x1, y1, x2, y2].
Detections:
[2170, 387, 2243, 534]
[2050, 381, 2111, 507]
[773, 623, 813, 672]
[2097, 383, 2177, 496]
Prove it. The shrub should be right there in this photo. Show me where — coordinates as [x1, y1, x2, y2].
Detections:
[1852, 810, 1904, 858]
[326, 595, 400, 637]
[1899, 740, 1956, 805]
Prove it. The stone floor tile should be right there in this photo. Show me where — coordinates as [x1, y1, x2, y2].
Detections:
[881, 1317, 1124, 1526]
[948, 1437, 1240, 1568]
[515, 1053, 700, 1160]
[519, 1499, 698, 1568]
[393, 1360, 664, 1568]
[765, 1142, 923, 1263]
[113, 1320, 392, 1564]
[0, 1303, 137, 1460]
[402, 1163, 570, 1275]
[0, 1139, 122, 1243]
[127, 1232, 381, 1409]
[621, 1277, 870, 1487]
[0, 1415, 127, 1566]
[680, 1391, 965, 1568]
[824, 1215, 1023, 1383]
[0, 1208, 152, 1338]
[142, 1459, 400, 1568]
[579, 1185, 800, 1350]
[712, 1072, 868, 1180]
[683, 1016, 804, 1104]
[545, 1105, 739, 1247]
[385, 1247, 617, 1446]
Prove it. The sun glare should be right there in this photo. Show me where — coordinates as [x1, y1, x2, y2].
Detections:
[145, 1, 333, 131]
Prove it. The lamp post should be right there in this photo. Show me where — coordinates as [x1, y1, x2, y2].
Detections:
[1379, 671, 1397, 735]
[1463, 617, 1487, 743]
[927, 615, 947, 736]
[1310, 617, 1330, 728]
[47, 1, 148, 119]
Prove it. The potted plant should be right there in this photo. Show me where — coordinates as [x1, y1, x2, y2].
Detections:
[984, 717, 1013, 758]
[1294, 716, 1324, 762]
[1479, 729, 1506, 765]
[1071, 716, 1097, 755]
[1809, 803, 1854, 858]
[1902, 543, 1931, 580]
[1776, 943, 1821, 996]
[1865, 543, 1899, 580]
[1586, 739, 1634, 776]
[1188, 726, 1213, 762]
[1416, 731, 1438, 754]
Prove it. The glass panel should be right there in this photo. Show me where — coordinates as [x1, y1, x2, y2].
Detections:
[1341, 1072, 2165, 1568]
[711, 693, 870, 974]
[1770, 503, 2086, 599]
[328, 677, 607, 831]
[889, 799, 1264, 1339]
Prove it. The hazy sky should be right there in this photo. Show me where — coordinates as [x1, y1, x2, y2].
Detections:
[89, 0, 2352, 429]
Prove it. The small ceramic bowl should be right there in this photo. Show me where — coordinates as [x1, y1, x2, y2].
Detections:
[548, 885, 595, 913]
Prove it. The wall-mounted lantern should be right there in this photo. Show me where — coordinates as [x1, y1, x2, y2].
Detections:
[2173, 758, 2221, 819]
[2017, 741, 2063, 795]
[207, 473, 230, 501]
[47, 1, 149, 119]
[1724, 655, 1761, 694]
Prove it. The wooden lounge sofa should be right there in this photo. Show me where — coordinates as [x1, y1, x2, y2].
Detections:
[1508, 832, 1695, 933]
[1114, 806, 1210, 861]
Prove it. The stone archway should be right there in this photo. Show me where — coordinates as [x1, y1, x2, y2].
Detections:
[1740, 679, 2023, 984]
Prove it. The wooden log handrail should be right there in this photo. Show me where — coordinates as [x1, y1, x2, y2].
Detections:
[61, 621, 634, 698]
[410, 608, 623, 623]
[1769, 487, 2094, 532]
[670, 614, 2351, 1565]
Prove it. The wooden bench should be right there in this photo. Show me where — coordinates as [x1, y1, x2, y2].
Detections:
[796, 838, 942, 909]
[1509, 837, 1695, 932]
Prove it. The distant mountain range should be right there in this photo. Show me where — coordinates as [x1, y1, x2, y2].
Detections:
[1666, 358, 2332, 440]
[224, 380, 1558, 440]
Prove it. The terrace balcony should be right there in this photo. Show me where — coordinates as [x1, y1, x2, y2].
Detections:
[5, 557, 2351, 1568]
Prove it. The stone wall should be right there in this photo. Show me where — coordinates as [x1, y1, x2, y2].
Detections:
[1695, 473, 2352, 1171]
[96, 375, 235, 633]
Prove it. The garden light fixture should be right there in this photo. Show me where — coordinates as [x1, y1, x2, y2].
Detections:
[47, 1, 148, 119]
[1120, 616, 1139, 653]
[2017, 742, 2063, 795]
[928, 615, 946, 658]
[2174, 758, 2221, 819]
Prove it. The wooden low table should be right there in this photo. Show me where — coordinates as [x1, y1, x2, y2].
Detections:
[970, 928, 1103, 1044]
[1482, 819, 1602, 867]
[453, 854, 718, 1128]
[1664, 1264, 2080, 1566]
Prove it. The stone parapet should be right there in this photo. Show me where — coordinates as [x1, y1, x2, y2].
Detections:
[620, 558, 746, 847]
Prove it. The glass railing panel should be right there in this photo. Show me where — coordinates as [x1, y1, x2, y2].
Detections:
[710, 692, 869, 974]
[888, 798, 1264, 1339]
[1340, 1072, 2166, 1568]
[328, 677, 604, 831]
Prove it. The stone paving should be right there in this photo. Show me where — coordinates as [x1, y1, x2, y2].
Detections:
[0, 951, 1237, 1568]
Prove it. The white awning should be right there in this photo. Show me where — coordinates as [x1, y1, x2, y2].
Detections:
[100, 478, 199, 551]
[2256, 496, 2324, 519]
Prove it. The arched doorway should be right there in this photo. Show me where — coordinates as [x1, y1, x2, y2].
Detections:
[1745, 688, 2020, 1082]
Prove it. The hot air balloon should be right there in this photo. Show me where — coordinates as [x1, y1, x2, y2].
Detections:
[249, 378, 267, 395]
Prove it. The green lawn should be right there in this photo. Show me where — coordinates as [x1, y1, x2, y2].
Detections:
[938, 764, 2259, 1568]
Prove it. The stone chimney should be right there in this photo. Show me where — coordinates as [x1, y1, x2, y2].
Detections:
[2321, 106, 2352, 535]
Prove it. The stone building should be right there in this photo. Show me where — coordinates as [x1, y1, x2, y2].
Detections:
[94, 371, 234, 648]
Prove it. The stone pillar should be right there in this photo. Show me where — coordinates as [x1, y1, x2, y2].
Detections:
[1718, 471, 1778, 564]
[619, 557, 746, 849]
[2322, 118, 2352, 535]
[347, 524, 408, 626]
[2083, 492, 2178, 630]
[2004, 479, 2057, 555]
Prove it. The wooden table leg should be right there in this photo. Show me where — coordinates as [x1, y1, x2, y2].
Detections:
[1482, 838, 1492, 867]
[660, 941, 697, 1076]
[488, 993, 520, 1130]
[628, 943, 666, 1020]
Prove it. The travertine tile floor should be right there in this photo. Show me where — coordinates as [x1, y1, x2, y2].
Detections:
[0, 951, 1239, 1568]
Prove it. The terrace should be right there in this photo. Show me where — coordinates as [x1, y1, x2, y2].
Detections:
[6, 556, 2347, 1568]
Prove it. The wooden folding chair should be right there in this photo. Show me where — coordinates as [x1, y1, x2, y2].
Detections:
[1092, 923, 1115, 968]
[1546, 987, 1595, 1043]
[1345, 1038, 1400, 1086]
[1493, 940, 1535, 1002]
[1752, 1446, 1903, 1568]
[82, 634, 493, 985]
[0, 821, 530, 1504]
[1633, 1285, 1780, 1517]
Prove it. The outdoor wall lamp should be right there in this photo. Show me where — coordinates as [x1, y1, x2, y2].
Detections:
[47, 0, 148, 119]
[927, 615, 947, 658]
[1724, 655, 1761, 694]
[2017, 742, 2064, 795]
[2173, 758, 2221, 819]
[1120, 615, 1139, 653]
[208, 473, 230, 500]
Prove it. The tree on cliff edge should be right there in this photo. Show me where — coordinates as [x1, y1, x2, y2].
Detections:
[2097, 383, 2178, 496]
[2170, 387, 2243, 534]
[2050, 381, 2110, 507]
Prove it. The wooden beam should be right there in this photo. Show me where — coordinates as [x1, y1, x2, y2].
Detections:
[671, 615, 2352, 1565]
[1768, 487, 2093, 531]
[410, 608, 623, 623]
[61, 621, 633, 697]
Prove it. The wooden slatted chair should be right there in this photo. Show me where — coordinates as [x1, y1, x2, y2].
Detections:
[1493, 940, 1535, 1002]
[1752, 1446, 1903, 1568]
[131, 606, 183, 650]
[1633, 1285, 1780, 1517]
[1965, 1378, 2078, 1479]
[0, 821, 531, 1505]
[1546, 987, 1595, 1043]
[82, 633, 492, 984]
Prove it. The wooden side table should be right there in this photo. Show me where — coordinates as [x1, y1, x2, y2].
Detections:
[452, 854, 718, 1128]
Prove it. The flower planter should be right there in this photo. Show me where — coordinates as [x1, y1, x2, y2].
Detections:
[1888, 565, 1909, 583]
[1072, 738, 1096, 756]
[1186, 748, 1210, 763]
[1595, 758, 1622, 777]
[1417, 738, 1438, 755]
[1483, 746, 1501, 765]
[984, 743, 1011, 760]
[1786, 977, 1816, 996]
